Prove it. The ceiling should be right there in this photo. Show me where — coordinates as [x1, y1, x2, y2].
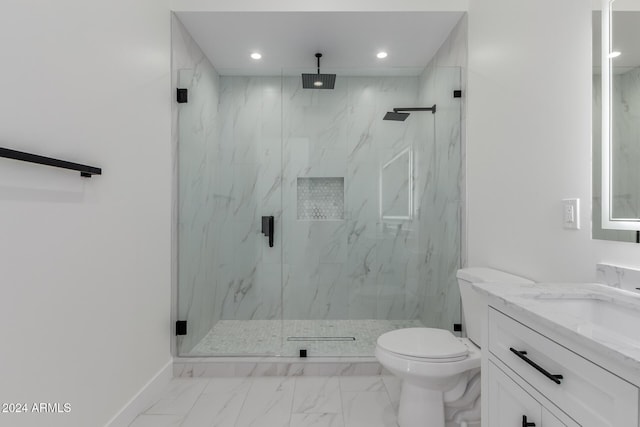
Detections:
[176, 12, 464, 76]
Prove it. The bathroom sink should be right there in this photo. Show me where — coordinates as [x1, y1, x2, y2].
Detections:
[527, 296, 640, 349]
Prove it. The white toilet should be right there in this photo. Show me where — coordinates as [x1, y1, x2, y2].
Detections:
[375, 267, 534, 427]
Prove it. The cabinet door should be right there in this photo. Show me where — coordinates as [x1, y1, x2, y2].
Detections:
[489, 308, 638, 426]
[488, 361, 541, 426]
[543, 408, 579, 427]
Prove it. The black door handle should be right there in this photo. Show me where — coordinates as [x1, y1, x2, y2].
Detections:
[261, 216, 274, 247]
[510, 348, 563, 384]
[522, 415, 535, 427]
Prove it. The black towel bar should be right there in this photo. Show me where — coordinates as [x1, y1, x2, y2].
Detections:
[0, 147, 102, 178]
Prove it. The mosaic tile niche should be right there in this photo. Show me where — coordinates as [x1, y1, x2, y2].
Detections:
[297, 177, 345, 220]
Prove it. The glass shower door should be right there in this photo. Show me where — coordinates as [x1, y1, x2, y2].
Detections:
[176, 66, 462, 358]
[176, 70, 284, 356]
[278, 68, 462, 358]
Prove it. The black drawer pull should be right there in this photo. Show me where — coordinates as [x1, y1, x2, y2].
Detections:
[522, 415, 536, 427]
[510, 347, 563, 385]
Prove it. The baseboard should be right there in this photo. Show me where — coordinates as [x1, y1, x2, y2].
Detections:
[105, 359, 173, 427]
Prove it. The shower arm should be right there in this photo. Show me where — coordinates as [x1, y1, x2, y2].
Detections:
[393, 105, 437, 114]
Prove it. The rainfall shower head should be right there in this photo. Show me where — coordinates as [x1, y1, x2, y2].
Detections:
[383, 105, 437, 121]
[302, 53, 336, 89]
[383, 111, 410, 121]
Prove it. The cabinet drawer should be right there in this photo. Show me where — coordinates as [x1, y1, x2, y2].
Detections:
[488, 360, 579, 427]
[488, 307, 639, 427]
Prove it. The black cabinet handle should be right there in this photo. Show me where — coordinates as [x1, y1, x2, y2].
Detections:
[522, 415, 536, 427]
[261, 216, 274, 248]
[510, 347, 563, 384]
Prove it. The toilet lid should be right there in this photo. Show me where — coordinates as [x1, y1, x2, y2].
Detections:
[377, 328, 469, 360]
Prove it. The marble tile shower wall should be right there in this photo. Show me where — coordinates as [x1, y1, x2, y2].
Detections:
[280, 76, 428, 321]
[215, 76, 284, 324]
[417, 66, 462, 332]
[417, 15, 466, 333]
[174, 14, 223, 354]
[178, 72, 462, 353]
[175, 13, 467, 355]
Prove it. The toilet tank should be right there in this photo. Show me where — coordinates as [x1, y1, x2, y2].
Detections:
[457, 267, 534, 346]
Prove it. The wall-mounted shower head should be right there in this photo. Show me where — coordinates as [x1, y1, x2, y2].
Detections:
[383, 111, 410, 121]
[383, 105, 437, 121]
[302, 53, 336, 89]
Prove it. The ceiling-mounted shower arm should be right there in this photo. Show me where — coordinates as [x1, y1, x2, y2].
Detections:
[393, 105, 437, 114]
[302, 52, 336, 89]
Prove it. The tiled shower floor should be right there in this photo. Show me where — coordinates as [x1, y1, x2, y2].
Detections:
[184, 319, 425, 357]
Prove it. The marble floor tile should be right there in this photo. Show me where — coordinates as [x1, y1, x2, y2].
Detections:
[128, 414, 184, 427]
[144, 378, 209, 415]
[180, 378, 251, 427]
[339, 376, 386, 392]
[128, 376, 403, 427]
[341, 391, 398, 427]
[290, 412, 345, 427]
[292, 376, 342, 413]
[381, 375, 402, 410]
[234, 377, 295, 427]
[203, 377, 253, 395]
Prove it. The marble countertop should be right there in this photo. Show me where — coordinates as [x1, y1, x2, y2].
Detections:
[472, 281, 640, 379]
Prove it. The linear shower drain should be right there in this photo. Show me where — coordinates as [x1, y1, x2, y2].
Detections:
[287, 336, 356, 342]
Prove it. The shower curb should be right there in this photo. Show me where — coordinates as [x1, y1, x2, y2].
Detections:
[173, 357, 387, 377]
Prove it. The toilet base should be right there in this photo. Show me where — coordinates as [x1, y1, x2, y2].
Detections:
[398, 381, 445, 427]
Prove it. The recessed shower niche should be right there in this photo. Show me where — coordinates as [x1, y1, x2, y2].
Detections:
[297, 177, 345, 220]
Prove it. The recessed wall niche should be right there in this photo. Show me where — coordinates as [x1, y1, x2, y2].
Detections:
[297, 177, 345, 220]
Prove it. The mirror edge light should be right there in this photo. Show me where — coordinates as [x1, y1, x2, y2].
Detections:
[601, 0, 640, 231]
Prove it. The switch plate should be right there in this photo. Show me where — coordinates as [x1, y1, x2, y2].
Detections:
[562, 198, 580, 229]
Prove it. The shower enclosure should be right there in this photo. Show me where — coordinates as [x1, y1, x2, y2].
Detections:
[176, 64, 463, 358]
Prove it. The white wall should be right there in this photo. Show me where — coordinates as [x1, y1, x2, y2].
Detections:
[467, 0, 640, 282]
[0, 1, 171, 426]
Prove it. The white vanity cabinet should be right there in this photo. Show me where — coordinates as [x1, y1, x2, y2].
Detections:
[488, 361, 577, 426]
[486, 307, 639, 427]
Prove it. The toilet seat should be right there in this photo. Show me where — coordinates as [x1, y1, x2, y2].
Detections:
[377, 328, 469, 362]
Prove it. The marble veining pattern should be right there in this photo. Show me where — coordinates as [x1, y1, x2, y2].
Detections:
[173, 360, 385, 378]
[472, 281, 640, 377]
[185, 319, 423, 357]
[176, 17, 466, 356]
[129, 376, 400, 427]
[596, 263, 640, 292]
[417, 32, 465, 334]
[172, 15, 224, 355]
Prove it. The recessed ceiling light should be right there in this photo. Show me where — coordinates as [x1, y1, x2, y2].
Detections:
[376, 51, 388, 59]
[609, 51, 621, 58]
[314, 80, 323, 87]
[250, 52, 262, 60]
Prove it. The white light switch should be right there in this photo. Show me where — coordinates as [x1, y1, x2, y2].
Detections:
[562, 198, 580, 229]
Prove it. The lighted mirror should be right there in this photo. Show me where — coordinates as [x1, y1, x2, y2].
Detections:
[380, 147, 413, 220]
[594, 1, 640, 241]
